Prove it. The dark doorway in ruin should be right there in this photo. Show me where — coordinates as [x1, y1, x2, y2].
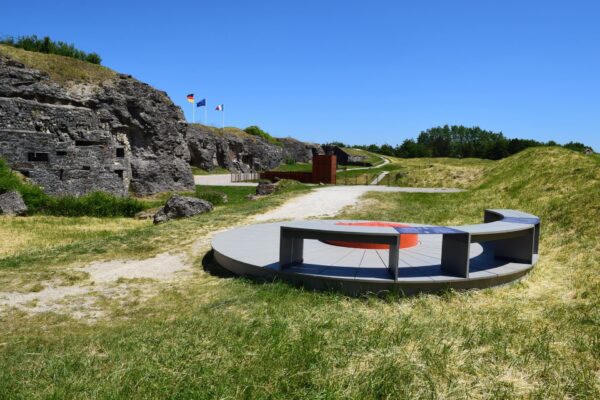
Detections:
[27, 152, 49, 162]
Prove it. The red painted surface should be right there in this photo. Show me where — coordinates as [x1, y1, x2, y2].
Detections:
[260, 155, 337, 184]
[311, 155, 336, 184]
[326, 221, 419, 250]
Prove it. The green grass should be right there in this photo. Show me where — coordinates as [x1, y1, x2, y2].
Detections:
[0, 148, 599, 398]
[0, 44, 115, 85]
[190, 166, 230, 175]
[1, 158, 148, 217]
[272, 162, 313, 172]
[341, 147, 386, 166]
[335, 156, 491, 189]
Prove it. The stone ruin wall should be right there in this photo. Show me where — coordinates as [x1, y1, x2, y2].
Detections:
[0, 96, 131, 196]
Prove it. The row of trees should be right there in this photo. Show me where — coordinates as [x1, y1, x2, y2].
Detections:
[329, 126, 591, 160]
[0, 35, 102, 64]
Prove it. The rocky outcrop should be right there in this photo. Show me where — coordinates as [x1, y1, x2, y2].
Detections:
[185, 124, 323, 173]
[0, 53, 194, 196]
[0, 191, 27, 216]
[153, 194, 213, 224]
[256, 181, 277, 196]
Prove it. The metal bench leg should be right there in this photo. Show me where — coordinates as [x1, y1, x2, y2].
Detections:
[388, 240, 399, 282]
[494, 227, 534, 263]
[533, 222, 540, 255]
[441, 233, 471, 278]
[279, 233, 304, 269]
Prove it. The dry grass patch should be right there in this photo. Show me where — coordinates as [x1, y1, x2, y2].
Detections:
[0, 44, 116, 85]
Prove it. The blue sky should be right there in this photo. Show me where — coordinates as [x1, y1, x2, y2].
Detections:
[2, 0, 599, 149]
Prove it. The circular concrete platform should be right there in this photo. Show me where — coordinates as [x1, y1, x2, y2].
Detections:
[211, 221, 538, 296]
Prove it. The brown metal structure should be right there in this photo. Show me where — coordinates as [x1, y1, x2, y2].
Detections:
[260, 155, 337, 184]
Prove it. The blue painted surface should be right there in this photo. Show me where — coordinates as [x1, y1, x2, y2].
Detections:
[394, 226, 465, 234]
[502, 217, 540, 224]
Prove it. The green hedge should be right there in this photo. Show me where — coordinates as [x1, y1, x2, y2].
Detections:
[194, 188, 228, 206]
[1, 158, 144, 217]
[0, 35, 101, 64]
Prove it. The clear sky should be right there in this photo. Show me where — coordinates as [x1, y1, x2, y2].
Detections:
[2, 0, 599, 149]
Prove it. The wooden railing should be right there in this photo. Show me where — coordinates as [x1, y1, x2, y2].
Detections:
[231, 172, 261, 183]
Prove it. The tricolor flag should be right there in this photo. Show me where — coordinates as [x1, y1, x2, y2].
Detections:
[196, 99, 206, 108]
[186, 94, 194, 103]
[215, 104, 224, 111]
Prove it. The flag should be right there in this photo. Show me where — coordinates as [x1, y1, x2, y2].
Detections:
[196, 99, 206, 107]
[215, 104, 224, 111]
[186, 94, 194, 103]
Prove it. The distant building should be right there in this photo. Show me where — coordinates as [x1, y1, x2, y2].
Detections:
[322, 145, 367, 166]
[584, 147, 594, 155]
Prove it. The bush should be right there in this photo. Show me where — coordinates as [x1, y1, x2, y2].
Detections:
[194, 189, 228, 206]
[43, 192, 145, 218]
[0, 35, 102, 65]
[274, 179, 306, 193]
[243, 126, 282, 146]
[1, 158, 145, 217]
[0, 158, 24, 194]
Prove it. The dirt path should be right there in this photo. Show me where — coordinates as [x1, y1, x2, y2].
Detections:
[338, 155, 390, 171]
[0, 184, 461, 319]
[253, 185, 461, 221]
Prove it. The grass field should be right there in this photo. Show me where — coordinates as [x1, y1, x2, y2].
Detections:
[272, 162, 313, 172]
[335, 155, 491, 189]
[340, 147, 386, 167]
[0, 148, 599, 398]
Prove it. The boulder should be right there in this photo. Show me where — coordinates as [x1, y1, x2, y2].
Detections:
[0, 191, 27, 216]
[134, 208, 160, 220]
[153, 195, 213, 224]
[256, 181, 277, 196]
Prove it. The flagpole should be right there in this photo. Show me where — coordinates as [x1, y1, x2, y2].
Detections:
[204, 99, 207, 125]
[192, 102, 195, 123]
[222, 109, 225, 128]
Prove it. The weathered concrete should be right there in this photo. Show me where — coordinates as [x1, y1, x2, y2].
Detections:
[0, 54, 194, 196]
[0, 191, 27, 216]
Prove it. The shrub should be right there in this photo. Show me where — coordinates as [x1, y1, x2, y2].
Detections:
[243, 126, 282, 146]
[0, 158, 23, 193]
[194, 188, 228, 206]
[43, 192, 145, 217]
[0, 35, 102, 64]
[274, 179, 306, 193]
[1, 158, 145, 217]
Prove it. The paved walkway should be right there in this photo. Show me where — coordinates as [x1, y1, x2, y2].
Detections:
[253, 185, 462, 222]
[370, 171, 389, 185]
[338, 156, 390, 171]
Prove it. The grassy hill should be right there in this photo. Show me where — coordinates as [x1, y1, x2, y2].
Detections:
[0, 44, 115, 85]
[341, 147, 386, 166]
[0, 147, 598, 398]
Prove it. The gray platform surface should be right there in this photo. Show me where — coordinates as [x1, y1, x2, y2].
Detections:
[211, 221, 538, 295]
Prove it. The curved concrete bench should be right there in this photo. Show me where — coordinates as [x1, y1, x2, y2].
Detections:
[279, 209, 540, 280]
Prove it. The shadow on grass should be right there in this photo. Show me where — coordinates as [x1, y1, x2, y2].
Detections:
[201, 250, 237, 278]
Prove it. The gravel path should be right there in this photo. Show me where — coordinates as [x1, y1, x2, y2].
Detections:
[253, 185, 461, 221]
